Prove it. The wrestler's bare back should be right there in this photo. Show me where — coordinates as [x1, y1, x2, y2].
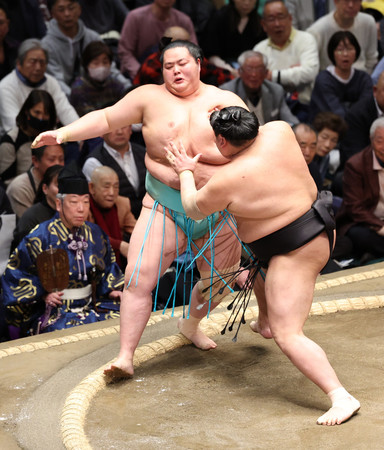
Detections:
[140, 83, 247, 190]
[198, 121, 318, 243]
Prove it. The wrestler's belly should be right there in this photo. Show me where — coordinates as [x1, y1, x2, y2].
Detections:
[145, 154, 229, 190]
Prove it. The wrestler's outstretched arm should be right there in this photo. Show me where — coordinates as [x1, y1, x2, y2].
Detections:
[166, 141, 229, 219]
[31, 86, 147, 148]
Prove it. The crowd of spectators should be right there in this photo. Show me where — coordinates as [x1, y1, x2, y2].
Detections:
[1, 0, 384, 342]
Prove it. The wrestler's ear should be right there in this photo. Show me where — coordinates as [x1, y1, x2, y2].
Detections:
[216, 134, 226, 148]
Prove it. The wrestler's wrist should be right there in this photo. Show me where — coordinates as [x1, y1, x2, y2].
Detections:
[57, 126, 71, 143]
[179, 169, 194, 178]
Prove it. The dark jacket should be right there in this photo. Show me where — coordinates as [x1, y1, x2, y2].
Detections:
[339, 94, 378, 168]
[336, 145, 383, 236]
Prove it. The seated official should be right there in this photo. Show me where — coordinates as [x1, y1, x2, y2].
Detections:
[88, 166, 136, 269]
[1, 164, 124, 340]
[219, 50, 299, 126]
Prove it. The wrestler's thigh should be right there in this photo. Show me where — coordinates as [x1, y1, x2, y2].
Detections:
[125, 200, 187, 286]
[195, 219, 241, 273]
[264, 231, 330, 334]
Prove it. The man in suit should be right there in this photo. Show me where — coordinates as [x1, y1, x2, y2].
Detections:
[337, 116, 384, 261]
[82, 125, 146, 219]
[219, 50, 299, 126]
[339, 71, 384, 168]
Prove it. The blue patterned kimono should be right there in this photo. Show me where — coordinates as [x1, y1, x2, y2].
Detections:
[1, 217, 124, 337]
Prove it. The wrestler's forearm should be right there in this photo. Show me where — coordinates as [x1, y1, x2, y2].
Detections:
[179, 170, 207, 220]
[58, 109, 112, 143]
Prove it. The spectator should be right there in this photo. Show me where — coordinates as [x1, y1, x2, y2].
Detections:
[0, 90, 57, 187]
[292, 122, 323, 190]
[0, 38, 79, 136]
[201, 0, 266, 77]
[0, 184, 12, 214]
[82, 125, 146, 219]
[12, 164, 62, 248]
[78, 0, 128, 36]
[285, 0, 335, 30]
[42, 0, 131, 97]
[361, 2, 384, 60]
[1, 164, 124, 339]
[339, 70, 384, 169]
[133, 26, 233, 87]
[0, 2, 18, 81]
[88, 165, 136, 268]
[70, 41, 129, 117]
[3, 0, 46, 43]
[6, 143, 64, 218]
[307, 0, 378, 74]
[308, 30, 373, 122]
[118, 0, 197, 80]
[311, 111, 347, 188]
[254, 0, 319, 121]
[336, 117, 384, 263]
[132, 0, 215, 43]
[219, 50, 299, 125]
[38, 0, 52, 22]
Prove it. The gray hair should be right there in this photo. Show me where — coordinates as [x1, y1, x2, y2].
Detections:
[237, 50, 268, 68]
[56, 193, 67, 201]
[370, 117, 384, 139]
[17, 38, 48, 65]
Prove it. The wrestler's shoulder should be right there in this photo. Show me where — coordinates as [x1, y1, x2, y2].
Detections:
[201, 83, 246, 107]
[262, 120, 291, 131]
[127, 84, 167, 97]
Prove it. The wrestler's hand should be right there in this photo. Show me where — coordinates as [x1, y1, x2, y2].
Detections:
[109, 290, 123, 302]
[44, 291, 63, 308]
[165, 140, 201, 175]
[32, 127, 70, 148]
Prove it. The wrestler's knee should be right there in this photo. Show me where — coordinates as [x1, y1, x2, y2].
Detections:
[272, 328, 301, 354]
[197, 264, 239, 305]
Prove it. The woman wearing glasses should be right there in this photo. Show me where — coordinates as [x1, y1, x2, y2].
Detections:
[308, 30, 373, 122]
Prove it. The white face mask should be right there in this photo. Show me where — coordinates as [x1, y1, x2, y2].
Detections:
[88, 65, 111, 82]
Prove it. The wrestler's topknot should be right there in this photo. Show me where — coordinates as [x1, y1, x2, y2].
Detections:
[210, 107, 259, 146]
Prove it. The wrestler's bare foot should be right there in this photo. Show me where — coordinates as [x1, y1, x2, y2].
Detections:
[317, 389, 360, 426]
[103, 358, 134, 382]
[250, 319, 273, 339]
[178, 317, 217, 350]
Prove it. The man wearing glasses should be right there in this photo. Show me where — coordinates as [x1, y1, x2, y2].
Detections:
[308, 0, 378, 73]
[220, 49, 299, 126]
[0, 38, 79, 136]
[253, 0, 319, 122]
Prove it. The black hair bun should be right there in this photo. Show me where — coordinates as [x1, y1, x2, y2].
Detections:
[218, 108, 241, 124]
